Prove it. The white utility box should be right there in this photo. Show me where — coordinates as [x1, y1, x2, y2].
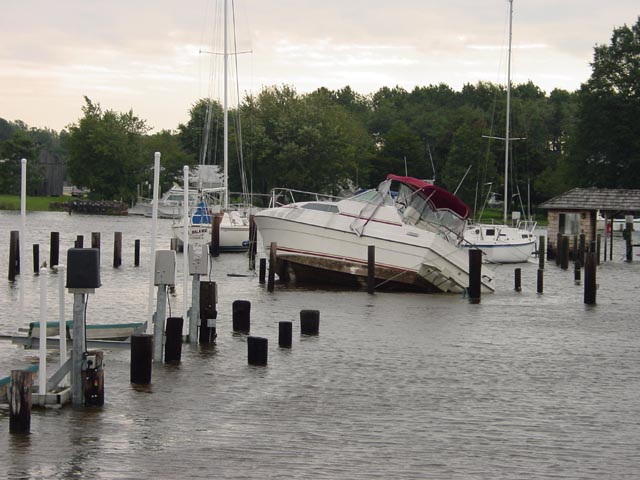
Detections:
[154, 250, 176, 286]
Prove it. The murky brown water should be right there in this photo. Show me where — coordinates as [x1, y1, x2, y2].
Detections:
[1, 212, 639, 479]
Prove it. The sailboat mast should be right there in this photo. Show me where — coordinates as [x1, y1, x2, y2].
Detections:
[504, 0, 513, 225]
[223, 0, 229, 210]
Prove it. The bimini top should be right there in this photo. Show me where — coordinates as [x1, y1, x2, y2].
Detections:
[387, 174, 470, 220]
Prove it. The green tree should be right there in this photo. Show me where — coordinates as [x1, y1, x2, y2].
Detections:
[0, 129, 43, 194]
[568, 17, 640, 188]
[142, 130, 195, 194]
[65, 97, 149, 201]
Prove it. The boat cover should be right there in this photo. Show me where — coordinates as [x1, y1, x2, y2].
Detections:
[192, 202, 211, 224]
[386, 174, 470, 220]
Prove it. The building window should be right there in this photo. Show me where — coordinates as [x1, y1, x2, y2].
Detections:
[559, 213, 580, 235]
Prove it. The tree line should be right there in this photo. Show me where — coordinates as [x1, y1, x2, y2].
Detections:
[1, 17, 638, 213]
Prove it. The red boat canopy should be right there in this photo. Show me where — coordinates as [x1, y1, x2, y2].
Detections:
[386, 174, 470, 220]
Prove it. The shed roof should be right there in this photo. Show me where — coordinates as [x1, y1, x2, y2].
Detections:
[539, 188, 640, 212]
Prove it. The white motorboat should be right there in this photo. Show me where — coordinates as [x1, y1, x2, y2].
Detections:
[462, 0, 536, 264]
[463, 221, 537, 263]
[254, 175, 496, 293]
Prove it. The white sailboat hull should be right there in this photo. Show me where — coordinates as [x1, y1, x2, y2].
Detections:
[255, 202, 495, 293]
[172, 211, 250, 252]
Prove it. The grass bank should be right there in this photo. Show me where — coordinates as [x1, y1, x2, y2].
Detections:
[0, 195, 70, 211]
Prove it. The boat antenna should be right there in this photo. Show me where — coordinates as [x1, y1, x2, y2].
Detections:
[453, 164, 473, 195]
[426, 141, 436, 183]
[404, 156, 408, 176]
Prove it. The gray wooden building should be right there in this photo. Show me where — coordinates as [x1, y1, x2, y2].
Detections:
[539, 187, 640, 255]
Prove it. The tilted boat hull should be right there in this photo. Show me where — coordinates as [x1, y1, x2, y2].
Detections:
[255, 206, 495, 294]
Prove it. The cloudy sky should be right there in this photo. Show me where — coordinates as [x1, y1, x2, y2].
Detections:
[1, 0, 638, 132]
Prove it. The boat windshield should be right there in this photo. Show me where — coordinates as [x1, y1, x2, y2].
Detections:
[396, 183, 467, 237]
[350, 188, 395, 206]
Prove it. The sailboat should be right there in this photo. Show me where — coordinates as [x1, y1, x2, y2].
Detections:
[462, 0, 536, 263]
[171, 0, 251, 252]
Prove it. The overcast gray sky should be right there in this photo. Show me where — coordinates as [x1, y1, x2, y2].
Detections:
[1, 0, 638, 132]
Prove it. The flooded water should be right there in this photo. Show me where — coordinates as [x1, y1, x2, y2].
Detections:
[1, 211, 639, 479]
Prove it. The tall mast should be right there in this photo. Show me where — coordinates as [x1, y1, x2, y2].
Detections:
[503, 0, 513, 225]
[223, 0, 229, 210]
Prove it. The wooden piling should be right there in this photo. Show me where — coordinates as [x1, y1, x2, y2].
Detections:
[555, 233, 562, 264]
[50, 232, 59, 268]
[538, 235, 545, 270]
[33, 244, 40, 274]
[164, 317, 183, 363]
[199, 281, 217, 344]
[560, 236, 569, 270]
[130, 334, 153, 384]
[578, 233, 585, 267]
[170, 238, 178, 251]
[537, 268, 544, 294]
[300, 309, 320, 335]
[259, 258, 266, 284]
[596, 233, 601, 265]
[113, 232, 122, 267]
[134, 239, 141, 267]
[514, 267, 521, 292]
[279, 321, 292, 348]
[584, 252, 596, 305]
[574, 261, 581, 285]
[232, 300, 251, 333]
[468, 249, 482, 303]
[9, 369, 32, 434]
[247, 336, 268, 366]
[75, 235, 83, 248]
[210, 214, 221, 257]
[249, 215, 257, 270]
[367, 245, 375, 294]
[91, 232, 101, 250]
[267, 242, 277, 292]
[9, 230, 20, 281]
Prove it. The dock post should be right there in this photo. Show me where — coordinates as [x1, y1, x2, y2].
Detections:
[113, 232, 122, 267]
[555, 233, 562, 264]
[164, 317, 183, 363]
[232, 300, 251, 333]
[134, 239, 141, 267]
[9, 230, 19, 281]
[131, 334, 153, 384]
[624, 216, 633, 262]
[199, 281, 217, 344]
[596, 233, 601, 265]
[91, 232, 101, 250]
[71, 293, 86, 406]
[560, 236, 569, 270]
[210, 214, 221, 257]
[300, 309, 320, 335]
[33, 244, 40, 274]
[279, 321, 292, 348]
[50, 232, 59, 268]
[584, 252, 597, 305]
[367, 245, 375, 294]
[248, 336, 268, 366]
[267, 242, 277, 292]
[537, 269, 544, 294]
[259, 258, 266, 284]
[9, 370, 33, 434]
[468, 249, 482, 304]
[514, 267, 521, 292]
[574, 261, 581, 285]
[249, 215, 257, 270]
[578, 233, 586, 267]
[538, 235, 545, 270]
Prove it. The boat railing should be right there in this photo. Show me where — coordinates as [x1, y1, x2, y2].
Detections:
[268, 188, 342, 208]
